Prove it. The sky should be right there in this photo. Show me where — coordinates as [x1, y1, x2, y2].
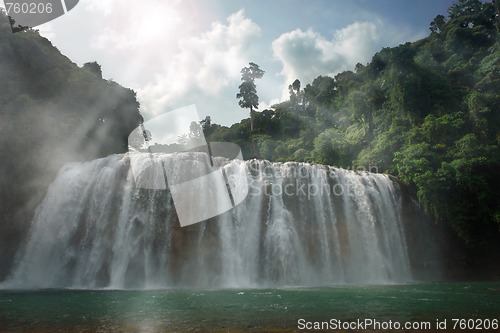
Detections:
[6, 0, 459, 125]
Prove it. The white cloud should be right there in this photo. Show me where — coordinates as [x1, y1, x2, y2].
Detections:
[138, 9, 262, 123]
[36, 1, 426, 126]
[82, 0, 115, 16]
[51, 3, 262, 124]
[89, 1, 184, 50]
[272, 20, 415, 99]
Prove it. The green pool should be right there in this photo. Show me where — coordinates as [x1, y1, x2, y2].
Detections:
[1, 282, 498, 332]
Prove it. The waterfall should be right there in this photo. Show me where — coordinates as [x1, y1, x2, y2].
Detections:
[2, 153, 415, 289]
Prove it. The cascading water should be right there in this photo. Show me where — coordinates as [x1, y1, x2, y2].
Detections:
[2, 153, 415, 289]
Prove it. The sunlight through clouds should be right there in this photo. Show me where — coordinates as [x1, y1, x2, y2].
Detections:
[89, 2, 184, 50]
[138, 10, 261, 120]
[33, 0, 433, 125]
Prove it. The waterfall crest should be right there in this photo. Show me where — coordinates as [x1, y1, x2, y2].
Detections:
[3, 153, 414, 289]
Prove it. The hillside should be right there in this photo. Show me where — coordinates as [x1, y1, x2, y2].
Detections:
[0, 11, 143, 279]
[205, 0, 500, 255]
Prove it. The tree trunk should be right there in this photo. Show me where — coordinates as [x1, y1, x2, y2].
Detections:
[250, 106, 254, 131]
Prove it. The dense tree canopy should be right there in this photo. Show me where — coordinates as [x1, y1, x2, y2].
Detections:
[207, 0, 500, 252]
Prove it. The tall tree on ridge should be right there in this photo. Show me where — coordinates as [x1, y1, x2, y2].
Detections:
[236, 62, 265, 131]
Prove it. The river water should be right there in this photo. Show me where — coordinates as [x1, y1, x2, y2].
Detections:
[1, 282, 498, 332]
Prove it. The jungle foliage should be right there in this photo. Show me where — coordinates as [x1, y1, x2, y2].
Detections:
[205, 0, 500, 248]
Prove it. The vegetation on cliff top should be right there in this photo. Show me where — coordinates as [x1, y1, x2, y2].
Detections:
[205, 0, 500, 248]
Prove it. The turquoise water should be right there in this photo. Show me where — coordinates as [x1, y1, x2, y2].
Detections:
[0, 282, 498, 332]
